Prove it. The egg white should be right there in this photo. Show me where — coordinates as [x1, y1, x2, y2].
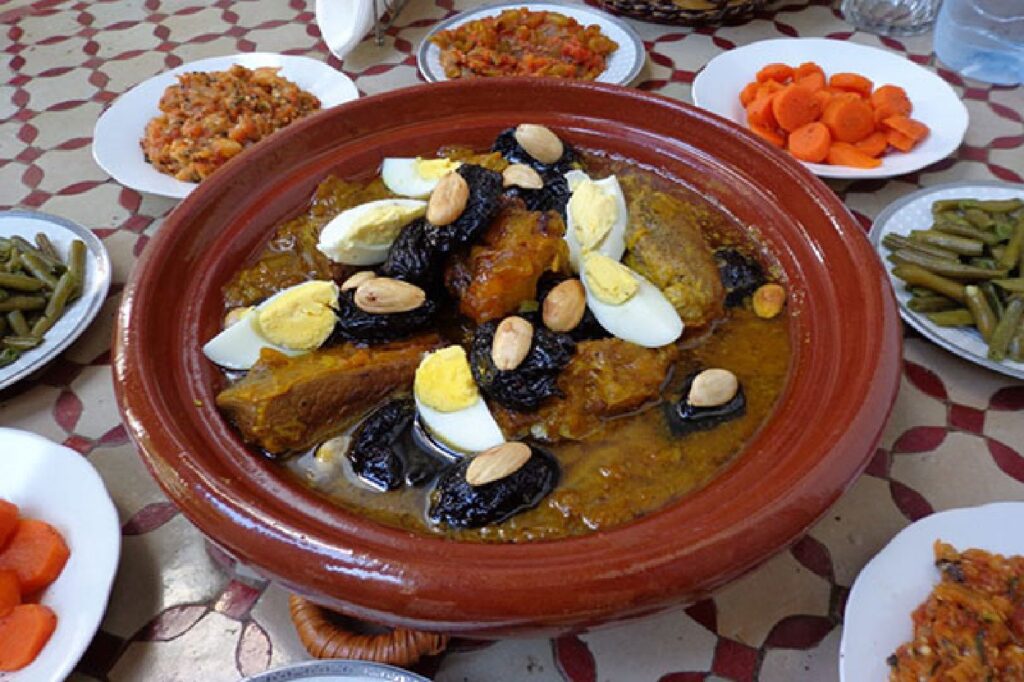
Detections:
[381, 158, 454, 198]
[414, 395, 505, 454]
[564, 170, 629, 272]
[317, 198, 426, 265]
[581, 266, 684, 348]
[202, 281, 339, 370]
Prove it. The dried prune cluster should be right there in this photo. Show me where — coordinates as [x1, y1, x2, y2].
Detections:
[332, 288, 438, 343]
[427, 164, 503, 252]
[667, 370, 746, 436]
[470, 318, 576, 411]
[428, 444, 560, 529]
[715, 248, 766, 307]
[346, 399, 415, 491]
[378, 219, 445, 291]
[491, 127, 578, 176]
[503, 172, 572, 216]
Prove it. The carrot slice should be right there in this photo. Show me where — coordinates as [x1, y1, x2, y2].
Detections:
[812, 89, 833, 111]
[739, 81, 760, 106]
[0, 604, 57, 671]
[821, 97, 875, 143]
[827, 142, 882, 168]
[794, 62, 824, 80]
[0, 571, 19, 617]
[796, 71, 826, 92]
[882, 115, 929, 142]
[746, 94, 777, 128]
[0, 519, 69, 596]
[788, 121, 832, 163]
[886, 129, 917, 152]
[771, 84, 823, 133]
[756, 80, 785, 99]
[749, 123, 786, 148]
[870, 84, 912, 118]
[855, 131, 888, 157]
[0, 500, 17, 551]
[757, 63, 794, 84]
[829, 72, 874, 97]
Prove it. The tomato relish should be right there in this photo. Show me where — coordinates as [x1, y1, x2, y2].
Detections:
[889, 541, 1024, 681]
[430, 8, 618, 80]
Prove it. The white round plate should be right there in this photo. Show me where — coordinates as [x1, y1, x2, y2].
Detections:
[0, 428, 120, 682]
[869, 181, 1024, 380]
[92, 53, 360, 199]
[840, 502, 1024, 682]
[0, 210, 111, 391]
[417, 1, 645, 86]
[692, 38, 969, 179]
[243, 660, 430, 682]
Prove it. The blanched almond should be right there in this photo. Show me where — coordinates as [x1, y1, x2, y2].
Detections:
[502, 163, 544, 190]
[752, 283, 786, 319]
[514, 124, 563, 165]
[353, 277, 425, 314]
[542, 279, 586, 332]
[491, 316, 533, 371]
[426, 171, 469, 226]
[340, 270, 376, 292]
[466, 442, 532, 486]
[688, 368, 739, 408]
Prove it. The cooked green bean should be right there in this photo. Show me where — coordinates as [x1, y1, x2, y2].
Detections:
[892, 264, 967, 303]
[883, 234, 958, 260]
[998, 224, 1024, 271]
[926, 309, 975, 326]
[908, 296, 959, 312]
[44, 271, 75, 320]
[932, 218, 1003, 245]
[0, 317, 7, 337]
[0, 295, 46, 312]
[963, 208, 994, 229]
[891, 249, 1008, 279]
[34, 233, 59, 261]
[67, 239, 86, 294]
[0, 348, 19, 367]
[10, 236, 61, 272]
[970, 198, 1024, 213]
[2, 335, 41, 350]
[0, 272, 45, 291]
[1011, 320, 1024, 362]
[988, 296, 1024, 361]
[965, 285, 997, 341]
[994, 278, 1024, 293]
[0, 290, 7, 303]
[30, 314, 56, 338]
[969, 257, 999, 270]
[980, 282, 1005, 318]
[931, 199, 968, 214]
[18, 251, 58, 289]
[3, 251, 20, 273]
[910, 230, 985, 256]
[6, 310, 29, 336]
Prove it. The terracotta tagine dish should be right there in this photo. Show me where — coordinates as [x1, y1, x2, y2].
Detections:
[113, 78, 901, 640]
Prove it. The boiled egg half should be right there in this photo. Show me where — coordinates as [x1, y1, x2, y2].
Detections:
[317, 198, 426, 265]
[382, 157, 462, 198]
[564, 169, 628, 271]
[580, 252, 683, 348]
[203, 280, 339, 370]
[414, 345, 504, 454]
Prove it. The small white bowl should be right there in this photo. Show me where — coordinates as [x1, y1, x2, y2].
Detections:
[692, 38, 969, 179]
[840, 502, 1024, 682]
[0, 428, 120, 682]
[92, 53, 359, 199]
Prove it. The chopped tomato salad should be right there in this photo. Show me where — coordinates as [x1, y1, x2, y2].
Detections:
[430, 8, 618, 80]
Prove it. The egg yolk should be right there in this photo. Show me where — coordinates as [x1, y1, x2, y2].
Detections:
[415, 157, 461, 180]
[584, 253, 639, 305]
[414, 345, 479, 412]
[570, 179, 617, 251]
[345, 203, 425, 246]
[255, 281, 339, 350]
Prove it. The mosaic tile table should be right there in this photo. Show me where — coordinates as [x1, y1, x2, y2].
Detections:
[1, 0, 1022, 680]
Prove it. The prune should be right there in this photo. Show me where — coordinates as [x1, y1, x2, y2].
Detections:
[379, 218, 445, 290]
[715, 248, 765, 307]
[332, 288, 437, 344]
[503, 172, 572, 217]
[491, 127, 578, 176]
[346, 399, 414, 490]
[536, 273, 609, 342]
[470, 318, 576, 411]
[426, 164, 503, 252]
[428, 444, 560, 529]
[666, 370, 746, 436]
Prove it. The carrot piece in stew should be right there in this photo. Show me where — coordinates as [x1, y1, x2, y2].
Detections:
[0, 519, 69, 596]
[0, 604, 58, 671]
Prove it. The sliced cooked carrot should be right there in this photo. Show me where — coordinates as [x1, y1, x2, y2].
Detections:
[788, 121, 831, 163]
[796, 71, 826, 92]
[739, 81, 760, 106]
[882, 115, 929, 142]
[0, 500, 17, 551]
[746, 94, 777, 128]
[794, 62, 824, 80]
[886, 129, 917, 152]
[757, 63, 794, 84]
[0, 604, 57, 671]
[821, 97, 875, 143]
[870, 84, 912, 118]
[772, 84, 823, 133]
[829, 72, 874, 97]
[749, 123, 786, 148]
[855, 131, 888, 157]
[0, 519, 69, 596]
[756, 79, 785, 99]
[827, 141, 882, 168]
[812, 89, 833, 111]
[0, 571, 19, 617]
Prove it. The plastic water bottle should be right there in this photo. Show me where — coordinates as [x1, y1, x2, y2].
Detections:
[933, 0, 1024, 85]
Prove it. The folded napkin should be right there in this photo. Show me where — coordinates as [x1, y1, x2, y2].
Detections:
[319, 0, 386, 60]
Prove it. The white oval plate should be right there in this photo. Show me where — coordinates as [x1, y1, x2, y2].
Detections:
[0, 210, 111, 391]
[692, 38, 969, 179]
[243, 660, 430, 682]
[869, 181, 1024, 380]
[92, 53, 360, 199]
[417, 1, 645, 86]
[0, 428, 120, 682]
[840, 502, 1024, 682]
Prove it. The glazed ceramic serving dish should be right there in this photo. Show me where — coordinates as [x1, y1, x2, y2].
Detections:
[113, 78, 901, 637]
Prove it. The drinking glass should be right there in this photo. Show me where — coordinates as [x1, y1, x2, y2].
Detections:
[840, 0, 942, 36]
